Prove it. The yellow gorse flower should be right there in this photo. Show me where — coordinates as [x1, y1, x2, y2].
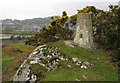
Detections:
[46, 27, 50, 30]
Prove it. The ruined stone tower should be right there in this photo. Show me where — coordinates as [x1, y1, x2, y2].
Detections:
[73, 13, 93, 48]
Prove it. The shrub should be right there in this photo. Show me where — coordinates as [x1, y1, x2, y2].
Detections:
[106, 29, 118, 50]
[25, 11, 73, 46]
[111, 48, 120, 66]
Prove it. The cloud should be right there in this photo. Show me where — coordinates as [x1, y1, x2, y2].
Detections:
[0, 0, 119, 20]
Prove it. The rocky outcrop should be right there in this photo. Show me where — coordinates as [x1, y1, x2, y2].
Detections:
[13, 44, 92, 82]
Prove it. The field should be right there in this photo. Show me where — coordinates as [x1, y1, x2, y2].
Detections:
[2, 43, 36, 81]
[43, 41, 118, 81]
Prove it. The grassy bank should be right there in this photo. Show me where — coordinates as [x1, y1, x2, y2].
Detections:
[43, 41, 118, 81]
[2, 43, 36, 81]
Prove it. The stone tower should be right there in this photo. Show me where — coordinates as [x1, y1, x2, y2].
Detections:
[73, 13, 93, 48]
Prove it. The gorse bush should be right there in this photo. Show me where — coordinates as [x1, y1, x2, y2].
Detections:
[106, 29, 119, 50]
[25, 11, 73, 46]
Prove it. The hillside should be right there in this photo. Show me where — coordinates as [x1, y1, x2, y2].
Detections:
[44, 41, 118, 81]
[21, 17, 51, 26]
[1, 17, 54, 31]
[13, 41, 118, 81]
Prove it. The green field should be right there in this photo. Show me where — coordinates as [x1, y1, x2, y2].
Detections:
[43, 41, 118, 81]
[2, 43, 36, 81]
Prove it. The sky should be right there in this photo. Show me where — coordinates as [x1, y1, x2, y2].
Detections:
[0, 0, 120, 20]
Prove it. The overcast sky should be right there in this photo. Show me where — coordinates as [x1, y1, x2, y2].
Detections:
[0, 0, 120, 20]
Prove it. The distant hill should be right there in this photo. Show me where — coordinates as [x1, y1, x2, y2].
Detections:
[1, 16, 60, 32]
[1, 16, 76, 32]
[21, 17, 51, 26]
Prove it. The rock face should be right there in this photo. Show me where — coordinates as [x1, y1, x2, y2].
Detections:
[73, 13, 94, 49]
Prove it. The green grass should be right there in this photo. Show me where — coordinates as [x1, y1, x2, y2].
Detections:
[44, 41, 118, 81]
[2, 43, 36, 81]
[2, 41, 118, 81]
